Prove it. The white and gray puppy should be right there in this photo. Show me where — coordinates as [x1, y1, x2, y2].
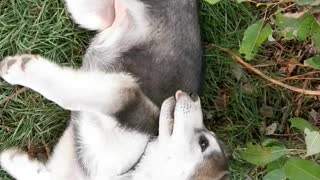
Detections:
[0, 0, 229, 179]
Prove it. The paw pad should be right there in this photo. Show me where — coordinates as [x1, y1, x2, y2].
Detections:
[0, 54, 37, 78]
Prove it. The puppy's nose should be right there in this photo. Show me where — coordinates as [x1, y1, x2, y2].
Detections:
[188, 92, 199, 102]
[175, 90, 184, 99]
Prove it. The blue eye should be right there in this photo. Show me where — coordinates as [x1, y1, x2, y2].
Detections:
[199, 135, 209, 152]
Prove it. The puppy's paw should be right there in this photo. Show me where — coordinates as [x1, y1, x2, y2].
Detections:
[0, 54, 39, 85]
[0, 148, 28, 172]
[0, 148, 48, 180]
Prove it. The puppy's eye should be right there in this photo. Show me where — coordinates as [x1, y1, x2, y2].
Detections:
[188, 92, 198, 102]
[199, 135, 209, 152]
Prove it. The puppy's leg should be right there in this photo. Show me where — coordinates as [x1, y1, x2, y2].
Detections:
[64, 0, 146, 30]
[0, 54, 141, 114]
[65, 0, 116, 30]
[158, 97, 175, 143]
[0, 149, 51, 180]
[47, 126, 83, 180]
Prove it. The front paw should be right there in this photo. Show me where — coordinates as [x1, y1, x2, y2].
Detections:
[0, 148, 28, 172]
[0, 54, 39, 85]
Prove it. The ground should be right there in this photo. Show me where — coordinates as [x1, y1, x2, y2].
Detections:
[0, 0, 291, 179]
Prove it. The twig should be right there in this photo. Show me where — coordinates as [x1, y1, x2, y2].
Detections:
[265, 71, 320, 86]
[0, 87, 28, 105]
[208, 44, 320, 96]
[294, 80, 309, 116]
[270, 133, 300, 137]
[41, 140, 51, 158]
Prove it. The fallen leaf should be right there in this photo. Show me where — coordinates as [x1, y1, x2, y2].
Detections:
[311, 0, 320, 6]
[283, 11, 307, 19]
[260, 105, 274, 118]
[241, 82, 254, 94]
[231, 63, 246, 81]
[309, 109, 320, 125]
[213, 89, 228, 110]
[266, 123, 278, 135]
[285, 58, 299, 75]
[304, 128, 320, 156]
[239, 144, 287, 166]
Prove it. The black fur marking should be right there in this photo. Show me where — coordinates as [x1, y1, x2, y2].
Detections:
[21, 57, 32, 71]
[114, 90, 159, 136]
[6, 59, 16, 70]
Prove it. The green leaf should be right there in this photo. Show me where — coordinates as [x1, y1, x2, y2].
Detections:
[312, 24, 320, 49]
[266, 158, 287, 173]
[305, 129, 320, 156]
[239, 144, 287, 166]
[304, 56, 320, 70]
[262, 139, 285, 148]
[284, 157, 320, 180]
[289, 118, 319, 131]
[263, 169, 286, 180]
[239, 19, 272, 60]
[296, 0, 316, 6]
[275, 13, 300, 40]
[297, 14, 316, 41]
[312, 31, 320, 49]
[203, 0, 221, 5]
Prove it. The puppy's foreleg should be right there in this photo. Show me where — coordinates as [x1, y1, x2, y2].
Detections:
[0, 54, 140, 114]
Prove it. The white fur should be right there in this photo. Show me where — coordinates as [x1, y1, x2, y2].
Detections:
[65, 0, 115, 30]
[0, 149, 51, 180]
[0, 55, 138, 114]
[75, 112, 149, 179]
[0, 55, 150, 180]
[129, 94, 222, 180]
[0, 55, 223, 180]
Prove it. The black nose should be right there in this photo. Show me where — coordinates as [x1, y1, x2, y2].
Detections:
[188, 92, 198, 102]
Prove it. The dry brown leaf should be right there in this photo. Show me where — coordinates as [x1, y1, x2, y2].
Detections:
[311, 0, 320, 6]
[265, 122, 278, 135]
[214, 89, 228, 110]
[313, 11, 320, 26]
[260, 105, 274, 118]
[283, 11, 307, 19]
[286, 58, 299, 75]
[309, 109, 320, 125]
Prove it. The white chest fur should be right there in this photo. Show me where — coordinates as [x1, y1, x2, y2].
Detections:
[76, 112, 149, 179]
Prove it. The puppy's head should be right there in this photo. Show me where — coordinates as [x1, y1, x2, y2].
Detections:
[157, 90, 229, 180]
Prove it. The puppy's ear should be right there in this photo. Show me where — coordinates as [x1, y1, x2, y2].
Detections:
[64, 0, 116, 30]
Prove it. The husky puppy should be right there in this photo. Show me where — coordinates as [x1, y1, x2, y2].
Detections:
[0, 0, 228, 179]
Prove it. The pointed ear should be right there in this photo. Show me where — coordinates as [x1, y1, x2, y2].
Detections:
[64, 0, 116, 30]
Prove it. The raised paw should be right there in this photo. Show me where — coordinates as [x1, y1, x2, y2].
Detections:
[0, 54, 39, 85]
[0, 148, 49, 180]
[0, 148, 29, 174]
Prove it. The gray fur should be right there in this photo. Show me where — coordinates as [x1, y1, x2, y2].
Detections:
[80, 0, 203, 135]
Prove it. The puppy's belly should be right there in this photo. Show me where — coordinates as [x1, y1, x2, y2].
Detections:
[76, 112, 149, 178]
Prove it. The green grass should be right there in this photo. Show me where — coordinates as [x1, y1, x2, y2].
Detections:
[0, 0, 288, 179]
